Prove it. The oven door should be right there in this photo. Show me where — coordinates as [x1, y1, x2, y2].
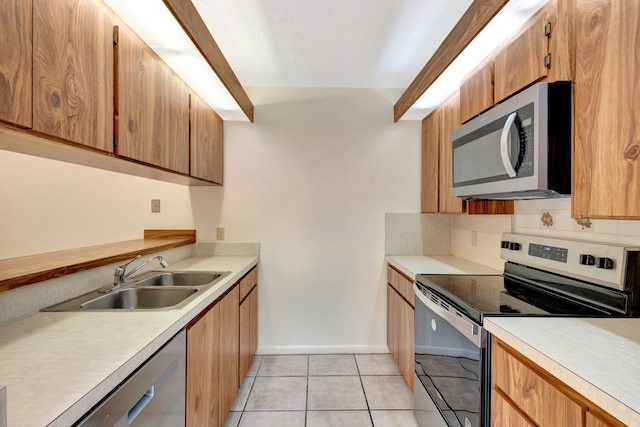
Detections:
[414, 283, 489, 427]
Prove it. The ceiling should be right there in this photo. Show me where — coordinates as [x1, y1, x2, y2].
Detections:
[191, 0, 473, 89]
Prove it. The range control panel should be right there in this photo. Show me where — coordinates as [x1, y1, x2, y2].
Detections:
[500, 233, 638, 290]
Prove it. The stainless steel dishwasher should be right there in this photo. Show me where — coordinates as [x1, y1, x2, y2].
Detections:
[75, 330, 186, 427]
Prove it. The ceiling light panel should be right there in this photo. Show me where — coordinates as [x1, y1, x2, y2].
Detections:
[401, 0, 549, 120]
[104, 0, 250, 121]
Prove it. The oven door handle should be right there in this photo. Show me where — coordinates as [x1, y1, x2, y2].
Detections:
[413, 283, 480, 346]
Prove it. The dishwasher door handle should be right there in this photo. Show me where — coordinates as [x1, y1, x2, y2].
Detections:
[127, 385, 155, 424]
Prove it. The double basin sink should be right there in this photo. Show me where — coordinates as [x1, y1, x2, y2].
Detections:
[42, 271, 230, 311]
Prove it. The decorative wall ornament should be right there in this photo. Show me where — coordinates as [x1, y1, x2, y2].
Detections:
[541, 211, 554, 228]
[576, 218, 593, 229]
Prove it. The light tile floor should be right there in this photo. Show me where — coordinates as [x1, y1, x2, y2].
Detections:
[225, 354, 419, 427]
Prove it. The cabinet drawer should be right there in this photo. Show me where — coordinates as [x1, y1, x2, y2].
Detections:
[492, 341, 582, 427]
[239, 267, 258, 301]
[386, 265, 414, 307]
[491, 390, 535, 427]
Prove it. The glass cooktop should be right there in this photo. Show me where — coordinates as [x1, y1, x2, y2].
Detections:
[416, 262, 627, 324]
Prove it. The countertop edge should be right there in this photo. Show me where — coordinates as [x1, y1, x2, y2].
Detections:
[48, 256, 260, 427]
[484, 318, 640, 426]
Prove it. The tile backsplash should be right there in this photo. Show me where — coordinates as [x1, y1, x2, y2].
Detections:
[451, 214, 512, 270]
[385, 213, 451, 256]
[513, 199, 640, 246]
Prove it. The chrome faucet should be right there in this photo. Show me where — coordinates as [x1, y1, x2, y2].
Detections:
[107, 254, 169, 292]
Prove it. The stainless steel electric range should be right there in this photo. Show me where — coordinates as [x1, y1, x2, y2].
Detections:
[413, 233, 640, 427]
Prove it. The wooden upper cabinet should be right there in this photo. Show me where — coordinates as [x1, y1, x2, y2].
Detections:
[460, 60, 494, 123]
[115, 25, 189, 174]
[494, 8, 550, 103]
[0, 0, 32, 128]
[32, 0, 113, 152]
[439, 91, 465, 213]
[190, 93, 224, 184]
[572, 0, 640, 219]
[421, 110, 440, 213]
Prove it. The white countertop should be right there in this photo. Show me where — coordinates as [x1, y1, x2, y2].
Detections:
[385, 255, 502, 279]
[485, 317, 640, 426]
[0, 255, 258, 427]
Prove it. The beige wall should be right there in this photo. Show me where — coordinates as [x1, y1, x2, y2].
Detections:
[191, 87, 421, 353]
[0, 150, 195, 259]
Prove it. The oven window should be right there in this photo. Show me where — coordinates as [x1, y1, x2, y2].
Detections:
[414, 295, 483, 427]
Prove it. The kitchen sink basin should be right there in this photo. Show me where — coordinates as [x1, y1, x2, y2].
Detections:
[81, 287, 198, 310]
[135, 272, 222, 287]
[41, 270, 230, 312]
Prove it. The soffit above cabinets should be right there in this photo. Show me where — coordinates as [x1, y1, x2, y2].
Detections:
[104, 0, 253, 122]
[396, 0, 549, 121]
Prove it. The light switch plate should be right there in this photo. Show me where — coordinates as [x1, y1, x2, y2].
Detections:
[216, 227, 225, 241]
[151, 199, 161, 213]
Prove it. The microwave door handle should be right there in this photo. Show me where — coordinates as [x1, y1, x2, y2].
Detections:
[500, 112, 518, 177]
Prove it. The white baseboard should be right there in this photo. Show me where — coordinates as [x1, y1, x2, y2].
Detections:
[257, 344, 390, 355]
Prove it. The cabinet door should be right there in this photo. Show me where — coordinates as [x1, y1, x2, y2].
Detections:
[190, 93, 223, 183]
[398, 294, 414, 389]
[387, 285, 398, 364]
[573, 0, 640, 218]
[240, 285, 259, 380]
[249, 284, 258, 362]
[494, 11, 549, 103]
[0, 0, 32, 128]
[421, 110, 439, 213]
[33, 0, 113, 151]
[219, 286, 239, 426]
[460, 61, 494, 123]
[187, 303, 221, 427]
[492, 340, 582, 426]
[115, 26, 189, 174]
[439, 92, 464, 213]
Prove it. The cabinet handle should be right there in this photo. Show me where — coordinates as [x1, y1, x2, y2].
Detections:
[500, 112, 519, 177]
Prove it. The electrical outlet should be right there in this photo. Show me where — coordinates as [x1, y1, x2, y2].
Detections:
[151, 199, 161, 213]
[471, 231, 477, 247]
[216, 227, 225, 241]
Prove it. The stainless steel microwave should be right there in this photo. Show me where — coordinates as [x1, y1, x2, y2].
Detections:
[450, 81, 572, 200]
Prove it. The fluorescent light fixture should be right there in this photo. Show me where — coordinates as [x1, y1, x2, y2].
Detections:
[104, 0, 250, 121]
[401, 0, 549, 120]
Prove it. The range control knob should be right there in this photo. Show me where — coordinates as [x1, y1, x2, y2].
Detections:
[501, 240, 510, 249]
[597, 257, 615, 270]
[508, 242, 521, 251]
[579, 254, 596, 266]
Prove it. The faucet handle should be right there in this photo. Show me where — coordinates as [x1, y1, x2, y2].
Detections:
[114, 255, 142, 285]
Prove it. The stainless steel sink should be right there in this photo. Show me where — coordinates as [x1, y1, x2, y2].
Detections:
[135, 272, 222, 287]
[81, 287, 198, 310]
[41, 270, 230, 311]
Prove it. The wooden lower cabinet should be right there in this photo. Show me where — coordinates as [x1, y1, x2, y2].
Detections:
[491, 338, 625, 427]
[219, 285, 239, 426]
[186, 284, 239, 427]
[239, 280, 258, 381]
[387, 265, 414, 388]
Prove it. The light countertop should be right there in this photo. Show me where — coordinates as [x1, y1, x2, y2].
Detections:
[0, 255, 258, 427]
[485, 317, 640, 426]
[385, 255, 502, 279]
